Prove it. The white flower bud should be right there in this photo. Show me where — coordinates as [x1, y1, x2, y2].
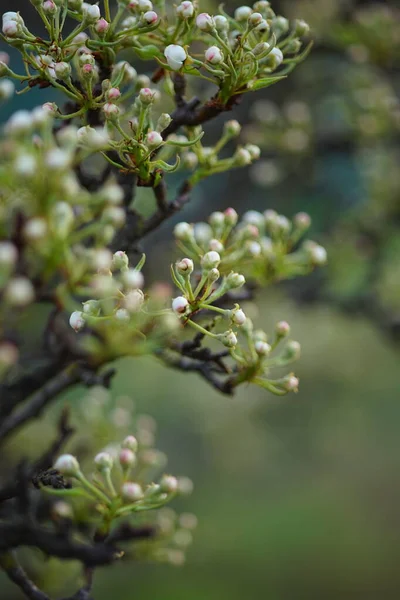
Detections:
[0, 342, 19, 368]
[276, 320, 290, 337]
[247, 241, 262, 257]
[54, 454, 80, 476]
[77, 125, 110, 149]
[122, 435, 138, 452]
[159, 474, 179, 493]
[174, 222, 194, 241]
[156, 113, 172, 131]
[245, 144, 261, 160]
[51, 202, 74, 238]
[207, 268, 220, 282]
[164, 44, 187, 71]
[24, 218, 48, 242]
[273, 16, 289, 36]
[6, 111, 32, 135]
[209, 239, 224, 253]
[82, 300, 100, 315]
[121, 482, 144, 502]
[82, 3, 101, 22]
[176, 1, 194, 19]
[146, 130, 163, 148]
[243, 210, 264, 228]
[193, 222, 212, 244]
[112, 251, 129, 270]
[254, 340, 271, 355]
[201, 251, 221, 270]
[295, 19, 310, 37]
[113, 61, 137, 83]
[283, 340, 301, 361]
[256, 19, 269, 34]
[209, 211, 225, 228]
[232, 309, 246, 326]
[124, 289, 145, 313]
[182, 152, 198, 169]
[294, 212, 311, 230]
[221, 330, 237, 348]
[196, 12, 214, 31]
[138, 87, 155, 104]
[103, 206, 126, 227]
[94, 452, 114, 470]
[172, 296, 189, 314]
[122, 269, 144, 289]
[69, 310, 86, 332]
[303, 241, 327, 265]
[0, 241, 17, 268]
[224, 207, 238, 226]
[284, 375, 299, 392]
[234, 6, 252, 21]
[266, 47, 284, 68]
[224, 120, 241, 137]
[226, 272, 245, 289]
[253, 42, 270, 57]
[214, 15, 228, 31]
[115, 308, 130, 322]
[103, 102, 120, 120]
[5, 277, 34, 306]
[234, 147, 252, 166]
[14, 154, 37, 177]
[176, 258, 194, 276]
[119, 448, 136, 467]
[2, 20, 20, 38]
[177, 476, 194, 495]
[249, 12, 263, 26]
[54, 62, 71, 79]
[0, 79, 14, 100]
[143, 10, 158, 23]
[205, 46, 223, 64]
[139, 0, 153, 10]
[45, 148, 71, 170]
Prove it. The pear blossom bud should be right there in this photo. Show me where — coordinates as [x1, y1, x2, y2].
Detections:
[294, 212, 311, 231]
[103, 206, 125, 227]
[157, 113, 172, 131]
[43, 1, 57, 15]
[82, 3, 101, 22]
[214, 15, 228, 31]
[207, 268, 220, 283]
[256, 19, 269, 34]
[5, 277, 34, 306]
[115, 308, 130, 322]
[249, 12, 263, 26]
[0, 242, 17, 268]
[226, 272, 245, 289]
[119, 448, 136, 467]
[224, 207, 238, 226]
[54, 454, 80, 476]
[224, 120, 241, 137]
[24, 218, 48, 242]
[103, 184, 124, 205]
[172, 296, 189, 314]
[284, 375, 299, 392]
[160, 475, 179, 493]
[253, 42, 270, 57]
[276, 321, 290, 337]
[77, 126, 110, 150]
[51, 202, 74, 238]
[136, 74, 151, 89]
[0, 79, 14, 100]
[201, 251, 221, 270]
[196, 13, 214, 31]
[139, 0, 152, 10]
[243, 210, 264, 228]
[45, 148, 71, 170]
[121, 482, 144, 502]
[124, 289, 144, 313]
[82, 300, 100, 315]
[221, 331, 237, 348]
[234, 6, 252, 21]
[176, 258, 194, 276]
[209, 239, 224, 253]
[283, 340, 301, 361]
[103, 102, 120, 120]
[205, 46, 223, 64]
[69, 311, 86, 332]
[95, 18, 109, 34]
[146, 130, 163, 148]
[143, 10, 158, 23]
[112, 251, 129, 270]
[164, 44, 187, 71]
[68, 0, 83, 9]
[176, 1, 194, 18]
[6, 111, 32, 135]
[209, 212, 225, 228]
[182, 152, 198, 169]
[106, 87, 121, 102]
[295, 19, 310, 37]
[122, 435, 138, 451]
[174, 222, 194, 241]
[193, 222, 212, 244]
[273, 16, 289, 37]
[14, 154, 37, 177]
[255, 340, 271, 355]
[253, 0, 271, 9]
[303, 241, 327, 265]
[233, 309, 246, 326]
[139, 87, 155, 104]
[122, 269, 144, 289]
[2, 20, 20, 38]
[247, 241, 262, 257]
[54, 62, 71, 80]
[177, 476, 194, 495]
[94, 452, 113, 470]
[234, 148, 252, 166]
[245, 144, 261, 160]
[266, 47, 284, 68]
[2, 12, 18, 22]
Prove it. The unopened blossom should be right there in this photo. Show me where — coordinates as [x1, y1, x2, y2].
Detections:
[205, 46, 223, 64]
[196, 13, 214, 31]
[172, 296, 189, 314]
[164, 44, 187, 71]
[176, 1, 194, 18]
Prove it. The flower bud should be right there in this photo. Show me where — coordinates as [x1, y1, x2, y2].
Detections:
[245, 144, 261, 160]
[77, 125, 110, 150]
[224, 120, 241, 137]
[283, 340, 301, 361]
[160, 475, 179, 493]
[283, 374, 299, 392]
[0, 241, 17, 268]
[177, 476, 194, 495]
[232, 309, 246, 326]
[139, 87, 155, 104]
[235, 6, 252, 21]
[106, 87, 121, 102]
[276, 320, 290, 337]
[121, 482, 143, 502]
[172, 296, 189, 314]
[115, 308, 130, 322]
[156, 113, 172, 132]
[303, 241, 327, 265]
[265, 47, 284, 68]
[234, 148, 252, 166]
[207, 268, 220, 283]
[247, 241, 261, 257]
[139, 0, 153, 10]
[208, 239, 224, 253]
[45, 148, 71, 170]
[174, 222, 194, 241]
[196, 12, 214, 31]
[220, 330, 237, 348]
[112, 251, 129, 270]
[5, 277, 34, 306]
[124, 289, 145, 313]
[224, 207, 238, 226]
[0, 79, 14, 100]
[254, 340, 271, 355]
[209, 211, 225, 228]
[103, 102, 120, 121]
[143, 10, 158, 23]
[51, 201, 74, 238]
[146, 130, 163, 148]
[226, 272, 245, 289]
[255, 19, 270, 34]
[54, 62, 71, 80]
[176, 258, 194, 276]
[294, 212, 311, 231]
[94, 452, 114, 470]
[119, 448, 136, 467]
[103, 206, 126, 227]
[176, 1, 194, 18]
[43, 1, 57, 15]
[69, 310, 86, 332]
[0, 342, 19, 369]
[6, 111, 32, 135]
[54, 454, 80, 477]
[14, 154, 37, 177]
[201, 251, 221, 270]
[113, 61, 137, 84]
[214, 15, 228, 31]
[122, 435, 138, 452]
[122, 269, 144, 289]
[273, 16, 289, 36]
[82, 300, 100, 315]
[205, 46, 223, 64]
[249, 12, 263, 26]
[95, 18, 109, 34]
[2, 20, 20, 38]
[295, 19, 310, 37]
[24, 218, 48, 242]
[164, 44, 187, 71]
[82, 3, 101, 22]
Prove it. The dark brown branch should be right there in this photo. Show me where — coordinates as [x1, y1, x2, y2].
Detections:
[0, 552, 50, 600]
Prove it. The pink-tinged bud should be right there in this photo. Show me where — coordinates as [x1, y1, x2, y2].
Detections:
[2, 20, 19, 37]
[122, 435, 138, 452]
[176, 1, 194, 18]
[122, 269, 144, 289]
[43, 0, 57, 14]
[176, 258, 194, 276]
[119, 448, 136, 467]
[254, 340, 271, 355]
[54, 454, 80, 476]
[94, 452, 114, 470]
[224, 207, 238, 226]
[81, 63, 94, 76]
[5, 277, 34, 307]
[42, 102, 58, 114]
[146, 130, 163, 148]
[276, 320, 290, 337]
[284, 375, 299, 392]
[232, 309, 246, 326]
[139, 87, 155, 104]
[172, 296, 189, 314]
[164, 44, 187, 71]
[0, 52, 10, 66]
[196, 12, 214, 31]
[0, 342, 19, 368]
[205, 46, 223, 65]
[69, 311, 86, 332]
[294, 211, 311, 230]
[121, 482, 144, 502]
[106, 87, 121, 101]
[95, 18, 109, 34]
[201, 250, 221, 270]
[159, 475, 178, 493]
[143, 10, 158, 23]
[245, 144, 261, 160]
[103, 102, 120, 120]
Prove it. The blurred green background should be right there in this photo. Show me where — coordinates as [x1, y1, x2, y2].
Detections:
[1, 0, 400, 598]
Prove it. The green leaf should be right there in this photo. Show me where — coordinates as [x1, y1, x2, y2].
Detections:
[166, 131, 204, 148]
[134, 45, 163, 60]
[248, 76, 286, 91]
